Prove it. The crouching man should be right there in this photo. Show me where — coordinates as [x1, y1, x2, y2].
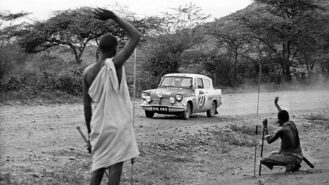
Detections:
[260, 97, 303, 173]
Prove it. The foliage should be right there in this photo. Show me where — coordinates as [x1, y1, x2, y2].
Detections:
[0, 11, 30, 81]
[206, 20, 254, 84]
[18, 7, 105, 64]
[161, 3, 210, 33]
[236, 0, 326, 82]
[1, 65, 84, 96]
[0, 11, 29, 43]
[2, 1, 329, 101]
[139, 3, 210, 89]
[203, 52, 236, 87]
[18, 7, 160, 64]
[0, 32, 26, 82]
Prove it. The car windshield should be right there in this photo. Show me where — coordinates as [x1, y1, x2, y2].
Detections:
[159, 76, 192, 88]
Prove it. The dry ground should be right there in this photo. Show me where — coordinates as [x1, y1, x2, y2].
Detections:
[1, 90, 329, 185]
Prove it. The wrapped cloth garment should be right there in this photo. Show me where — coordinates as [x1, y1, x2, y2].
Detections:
[88, 58, 139, 171]
[261, 152, 302, 169]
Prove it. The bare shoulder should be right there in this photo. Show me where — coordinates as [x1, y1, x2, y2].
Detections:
[83, 63, 97, 77]
[279, 126, 291, 134]
[82, 63, 98, 85]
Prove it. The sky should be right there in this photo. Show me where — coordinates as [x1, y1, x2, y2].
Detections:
[0, 0, 253, 21]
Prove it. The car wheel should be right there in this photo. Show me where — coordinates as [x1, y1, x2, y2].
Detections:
[181, 102, 191, 120]
[207, 101, 216, 117]
[145, 110, 154, 118]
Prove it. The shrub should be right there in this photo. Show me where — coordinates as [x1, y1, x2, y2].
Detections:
[56, 69, 82, 96]
[1, 65, 84, 98]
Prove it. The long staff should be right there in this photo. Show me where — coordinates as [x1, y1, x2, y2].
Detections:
[76, 126, 91, 153]
[130, 48, 137, 185]
[259, 119, 267, 176]
[253, 125, 258, 177]
[256, 62, 261, 115]
[255, 59, 262, 176]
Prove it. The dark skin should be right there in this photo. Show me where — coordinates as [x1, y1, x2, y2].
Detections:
[82, 8, 141, 138]
[263, 96, 282, 136]
[82, 8, 141, 185]
[274, 96, 281, 112]
[263, 97, 300, 154]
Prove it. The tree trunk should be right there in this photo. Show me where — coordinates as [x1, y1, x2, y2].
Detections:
[233, 52, 238, 82]
[283, 63, 292, 82]
[70, 46, 82, 64]
[74, 54, 82, 64]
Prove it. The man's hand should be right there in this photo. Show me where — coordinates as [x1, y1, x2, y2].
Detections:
[93, 8, 117, 21]
[262, 119, 268, 128]
[265, 135, 271, 140]
[264, 134, 272, 142]
[274, 96, 279, 105]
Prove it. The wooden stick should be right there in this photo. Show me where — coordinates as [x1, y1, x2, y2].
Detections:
[303, 157, 314, 168]
[254, 125, 258, 177]
[259, 125, 265, 176]
[76, 126, 91, 153]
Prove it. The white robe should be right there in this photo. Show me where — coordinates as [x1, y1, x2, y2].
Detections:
[88, 58, 139, 171]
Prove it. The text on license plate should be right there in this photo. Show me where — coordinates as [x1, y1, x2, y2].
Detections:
[152, 106, 168, 111]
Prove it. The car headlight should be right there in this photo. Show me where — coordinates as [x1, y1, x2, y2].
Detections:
[169, 97, 175, 104]
[146, 96, 152, 103]
[175, 94, 183, 101]
[142, 92, 152, 103]
[141, 92, 148, 99]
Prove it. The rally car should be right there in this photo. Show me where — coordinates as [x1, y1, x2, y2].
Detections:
[140, 73, 222, 119]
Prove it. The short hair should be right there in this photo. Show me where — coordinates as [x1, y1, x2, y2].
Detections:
[278, 110, 289, 122]
[99, 33, 118, 53]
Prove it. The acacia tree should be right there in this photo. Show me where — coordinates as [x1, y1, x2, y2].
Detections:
[238, 0, 323, 81]
[161, 2, 210, 33]
[19, 8, 106, 64]
[19, 7, 159, 64]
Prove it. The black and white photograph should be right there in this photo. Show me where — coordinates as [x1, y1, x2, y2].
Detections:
[1, 0, 329, 184]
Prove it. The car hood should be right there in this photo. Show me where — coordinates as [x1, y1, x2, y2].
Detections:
[145, 88, 193, 99]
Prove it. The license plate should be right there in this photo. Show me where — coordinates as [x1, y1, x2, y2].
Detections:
[152, 106, 168, 112]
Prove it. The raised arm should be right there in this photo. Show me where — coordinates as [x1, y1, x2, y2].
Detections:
[94, 8, 141, 68]
[274, 96, 282, 112]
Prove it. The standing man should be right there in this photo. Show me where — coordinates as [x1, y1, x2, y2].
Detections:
[260, 97, 303, 173]
[82, 8, 141, 185]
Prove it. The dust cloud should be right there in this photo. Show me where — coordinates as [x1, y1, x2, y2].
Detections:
[220, 90, 329, 116]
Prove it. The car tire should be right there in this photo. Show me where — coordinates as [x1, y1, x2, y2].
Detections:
[145, 110, 154, 118]
[207, 101, 216, 117]
[181, 102, 191, 120]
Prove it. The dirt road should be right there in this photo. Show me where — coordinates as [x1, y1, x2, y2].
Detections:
[1, 90, 329, 185]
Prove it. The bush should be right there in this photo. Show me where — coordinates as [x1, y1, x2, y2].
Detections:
[56, 68, 83, 95]
[2, 76, 22, 91]
[1, 65, 84, 98]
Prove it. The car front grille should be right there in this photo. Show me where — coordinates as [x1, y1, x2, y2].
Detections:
[150, 98, 171, 106]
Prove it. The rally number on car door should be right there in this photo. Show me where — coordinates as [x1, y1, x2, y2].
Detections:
[198, 91, 205, 107]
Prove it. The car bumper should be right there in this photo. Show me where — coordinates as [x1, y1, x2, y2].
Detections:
[140, 101, 186, 113]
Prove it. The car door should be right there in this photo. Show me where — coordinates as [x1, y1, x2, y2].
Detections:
[202, 78, 212, 110]
[194, 77, 206, 112]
